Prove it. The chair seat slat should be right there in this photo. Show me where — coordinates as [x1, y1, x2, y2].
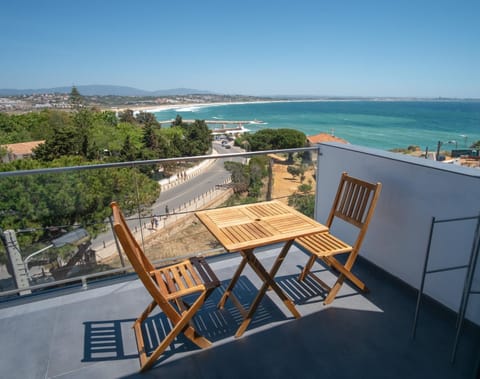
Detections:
[297, 233, 351, 256]
[153, 270, 170, 295]
[179, 263, 195, 288]
[162, 268, 177, 293]
[187, 262, 203, 286]
[171, 266, 187, 292]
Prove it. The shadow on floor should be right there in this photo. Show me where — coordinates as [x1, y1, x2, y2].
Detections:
[120, 301, 480, 379]
[82, 318, 138, 362]
[82, 276, 288, 366]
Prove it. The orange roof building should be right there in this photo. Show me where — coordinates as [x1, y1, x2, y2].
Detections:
[305, 133, 348, 162]
[1, 140, 45, 163]
[307, 133, 348, 145]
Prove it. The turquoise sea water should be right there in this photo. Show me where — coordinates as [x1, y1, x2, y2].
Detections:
[153, 101, 480, 151]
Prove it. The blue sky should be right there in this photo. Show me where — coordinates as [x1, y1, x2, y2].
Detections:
[1, 0, 479, 98]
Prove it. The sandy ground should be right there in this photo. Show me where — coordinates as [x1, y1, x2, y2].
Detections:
[271, 160, 315, 203]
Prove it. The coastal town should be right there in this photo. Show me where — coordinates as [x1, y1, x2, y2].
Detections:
[0, 92, 275, 113]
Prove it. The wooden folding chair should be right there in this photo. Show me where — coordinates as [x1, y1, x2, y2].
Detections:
[110, 202, 220, 372]
[296, 172, 382, 304]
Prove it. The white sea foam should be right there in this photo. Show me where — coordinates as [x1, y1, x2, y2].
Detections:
[174, 106, 201, 112]
[134, 107, 173, 114]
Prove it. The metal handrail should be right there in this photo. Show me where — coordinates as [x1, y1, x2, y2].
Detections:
[0, 147, 318, 177]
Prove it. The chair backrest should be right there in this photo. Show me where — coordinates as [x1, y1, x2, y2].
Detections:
[110, 202, 166, 303]
[327, 173, 382, 248]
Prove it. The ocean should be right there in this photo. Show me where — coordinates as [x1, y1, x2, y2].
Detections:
[153, 100, 480, 151]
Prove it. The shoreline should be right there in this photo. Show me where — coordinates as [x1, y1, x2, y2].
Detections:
[110, 97, 480, 114]
[111, 99, 290, 114]
[110, 98, 372, 115]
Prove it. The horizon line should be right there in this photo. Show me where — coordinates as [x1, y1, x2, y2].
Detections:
[0, 84, 479, 101]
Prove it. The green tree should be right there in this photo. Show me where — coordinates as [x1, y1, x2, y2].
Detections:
[156, 133, 174, 158]
[90, 121, 143, 159]
[45, 111, 72, 140]
[0, 110, 69, 144]
[287, 165, 304, 180]
[288, 193, 315, 218]
[297, 182, 312, 194]
[81, 134, 89, 157]
[73, 109, 94, 157]
[246, 129, 306, 151]
[136, 112, 160, 127]
[224, 156, 268, 199]
[73, 109, 94, 130]
[69, 86, 84, 109]
[0, 112, 29, 143]
[120, 135, 138, 161]
[288, 179, 314, 217]
[156, 128, 182, 158]
[224, 161, 250, 193]
[33, 123, 80, 161]
[172, 114, 185, 127]
[95, 111, 118, 127]
[245, 128, 306, 162]
[142, 124, 159, 150]
[177, 120, 212, 156]
[248, 156, 268, 198]
[118, 109, 136, 124]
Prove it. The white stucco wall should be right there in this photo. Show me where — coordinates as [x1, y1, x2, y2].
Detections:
[315, 142, 480, 325]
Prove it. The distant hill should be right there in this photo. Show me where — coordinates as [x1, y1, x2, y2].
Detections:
[0, 85, 215, 96]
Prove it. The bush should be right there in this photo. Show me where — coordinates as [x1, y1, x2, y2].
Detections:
[287, 165, 304, 179]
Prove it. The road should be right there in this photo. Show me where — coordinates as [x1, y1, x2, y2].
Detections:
[90, 142, 245, 252]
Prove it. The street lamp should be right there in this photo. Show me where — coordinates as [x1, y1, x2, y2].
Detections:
[23, 228, 90, 280]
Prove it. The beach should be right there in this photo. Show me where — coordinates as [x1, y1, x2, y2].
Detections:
[111, 100, 282, 114]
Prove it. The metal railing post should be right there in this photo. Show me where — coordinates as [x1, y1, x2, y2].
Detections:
[109, 215, 125, 268]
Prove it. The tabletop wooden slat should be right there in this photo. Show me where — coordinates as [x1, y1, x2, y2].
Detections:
[196, 200, 328, 251]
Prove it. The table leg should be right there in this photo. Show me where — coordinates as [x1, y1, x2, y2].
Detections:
[217, 251, 249, 309]
[235, 240, 301, 338]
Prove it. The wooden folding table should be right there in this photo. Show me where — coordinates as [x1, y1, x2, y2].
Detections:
[196, 200, 328, 337]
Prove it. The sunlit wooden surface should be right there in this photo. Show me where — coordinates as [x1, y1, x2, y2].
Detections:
[196, 200, 328, 337]
[196, 200, 328, 252]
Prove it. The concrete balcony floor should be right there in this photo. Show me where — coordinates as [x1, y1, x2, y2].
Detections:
[0, 246, 479, 379]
